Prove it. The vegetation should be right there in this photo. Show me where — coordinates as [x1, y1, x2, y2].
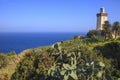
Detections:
[0, 51, 17, 80]
[112, 22, 120, 39]
[87, 30, 99, 38]
[0, 21, 120, 80]
[87, 21, 120, 40]
[101, 21, 112, 40]
[0, 36, 120, 80]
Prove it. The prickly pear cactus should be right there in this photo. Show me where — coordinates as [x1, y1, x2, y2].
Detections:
[52, 42, 61, 52]
[44, 44, 113, 80]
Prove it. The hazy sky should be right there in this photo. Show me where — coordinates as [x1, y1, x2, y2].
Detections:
[0, 0, 120, 32]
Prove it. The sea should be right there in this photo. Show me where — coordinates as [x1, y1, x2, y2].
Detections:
[0, 32, 86, 54]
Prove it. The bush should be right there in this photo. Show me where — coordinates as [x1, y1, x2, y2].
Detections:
[87, 30, 99, 38]
[94, 42, 120, 79]
[0, 54, 9, 69]
[7, 51, 16, 56]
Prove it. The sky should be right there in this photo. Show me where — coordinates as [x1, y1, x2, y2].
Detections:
[0, 0, 120, 32]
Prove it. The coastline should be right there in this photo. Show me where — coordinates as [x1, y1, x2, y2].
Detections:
[0, 32, 86, 54]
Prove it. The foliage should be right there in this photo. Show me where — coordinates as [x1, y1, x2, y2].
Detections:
[87, 30, 99, 38]
[112, 21, 120, 39]
[83, 36, 104, 43]
[1, 31, 120, 80]
[7, 51, 16, 56]
[94, 42, 120, 79]
[0, 51, 17, 80]
[11, 39, 117, 80]
[94, 42, 120, 66]
[11, 49, 55, 80]
[0, 51, 16, 69]
[101, 21, 112, 40]
[0, 54, 9, 69]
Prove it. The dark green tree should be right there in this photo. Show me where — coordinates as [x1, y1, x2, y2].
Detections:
[101, 21, 112, 40]
[87, 30, 99, 38]
[112, 21, 120, 39]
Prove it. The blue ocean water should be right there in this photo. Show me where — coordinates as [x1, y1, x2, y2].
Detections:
[0, 32, 86, 54]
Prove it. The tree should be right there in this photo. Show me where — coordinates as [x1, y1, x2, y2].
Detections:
[112, 21, 120, 39]
[101, 21, 112, 40]
[87, 30, 99, 38]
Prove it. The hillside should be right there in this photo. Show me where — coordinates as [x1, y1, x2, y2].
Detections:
[0, 36, 120, 80]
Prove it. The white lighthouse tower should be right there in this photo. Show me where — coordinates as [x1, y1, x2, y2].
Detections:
[96, 7, 108, 30]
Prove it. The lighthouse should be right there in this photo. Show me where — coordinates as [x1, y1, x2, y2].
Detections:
[96, 7, 108, 30]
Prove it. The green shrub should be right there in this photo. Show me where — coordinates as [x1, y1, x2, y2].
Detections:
[0, 54, 9, 69]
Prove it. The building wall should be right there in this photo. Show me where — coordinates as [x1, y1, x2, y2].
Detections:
[96, 15, 107, 30]
[96, 16, 101, 30]
[101, 16, 107, 30]
[96, 8, 108, 30]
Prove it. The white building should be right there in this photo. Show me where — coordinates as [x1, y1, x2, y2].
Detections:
[96, 7, 108, 30]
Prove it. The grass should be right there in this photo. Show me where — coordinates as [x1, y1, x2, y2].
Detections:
[0, 61, 17, 80]
[87, 39, 120, 50]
